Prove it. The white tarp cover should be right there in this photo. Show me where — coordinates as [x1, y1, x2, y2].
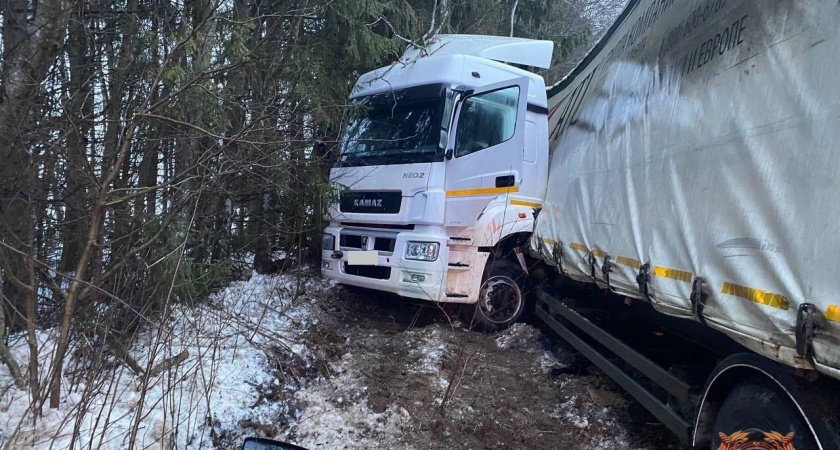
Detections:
[532, 0, 840, 380]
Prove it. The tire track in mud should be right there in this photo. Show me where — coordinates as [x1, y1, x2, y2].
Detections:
[291, 286, 682, 449]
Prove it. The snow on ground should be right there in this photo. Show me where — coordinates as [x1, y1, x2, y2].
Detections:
[408, 327, 447, 376]
[292, 352, 412, 450]
[1, 273, 677, 449]
[495, 322, 540, 349]
[0, 273, 324, 450]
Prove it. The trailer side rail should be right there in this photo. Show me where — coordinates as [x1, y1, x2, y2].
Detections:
[535, 288, 692, 444]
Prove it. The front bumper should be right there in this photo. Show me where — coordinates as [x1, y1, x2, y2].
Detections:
[320, 225, 449, 302]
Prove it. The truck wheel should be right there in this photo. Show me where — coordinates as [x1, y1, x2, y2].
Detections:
[710, 376, 818, 450]
[461, 260, 527, 331]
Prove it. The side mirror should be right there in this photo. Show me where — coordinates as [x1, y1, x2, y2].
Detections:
[243, 437, 309, 450]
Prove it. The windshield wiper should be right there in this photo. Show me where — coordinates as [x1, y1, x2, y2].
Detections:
[338, 153, 369, 165]
[371, 146, 408, 155]
[341, 147, 406, 161]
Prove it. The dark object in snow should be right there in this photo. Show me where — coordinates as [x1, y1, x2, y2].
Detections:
[244, 437, 309, 450]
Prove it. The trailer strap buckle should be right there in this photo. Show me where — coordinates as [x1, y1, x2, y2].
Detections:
[795, 303, 816, 359]
[690, 277, 708, 325]
[636, 263, 651, 298]
[552, 242, 566, 276]
[601, 255, 613, 287]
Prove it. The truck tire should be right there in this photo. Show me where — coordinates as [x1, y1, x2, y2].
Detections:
[710, 376, 819, 450]
[461, 259, 528, 331]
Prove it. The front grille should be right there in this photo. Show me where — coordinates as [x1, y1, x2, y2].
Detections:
[373, 237, 396, 252]
[344, 264, 391, 280]
[340, 235, 364, 249]
[340, 233, 396, 253]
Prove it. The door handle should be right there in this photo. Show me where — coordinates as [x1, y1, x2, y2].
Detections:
[495, 175, 515, 188]
[445, 148, 454, 160]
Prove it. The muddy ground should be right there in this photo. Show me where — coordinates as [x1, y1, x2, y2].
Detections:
[283, 284, 683, 450]
[0, 273, 685, 450]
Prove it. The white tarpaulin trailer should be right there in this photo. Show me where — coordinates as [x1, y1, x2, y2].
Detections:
[532, 0, 840, 381]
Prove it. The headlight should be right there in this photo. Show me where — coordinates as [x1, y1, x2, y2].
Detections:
[405, 242, 439, 261]
[322, 233, 335, 251]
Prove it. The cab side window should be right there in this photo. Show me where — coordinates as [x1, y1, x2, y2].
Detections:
[454, 86, 519, 157]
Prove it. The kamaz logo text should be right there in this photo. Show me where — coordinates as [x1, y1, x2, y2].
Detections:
[353, 199, 383, 208]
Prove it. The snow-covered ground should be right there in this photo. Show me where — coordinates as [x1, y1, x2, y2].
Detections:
[1, 273, 327, 449]
[1, 272, 677, 450]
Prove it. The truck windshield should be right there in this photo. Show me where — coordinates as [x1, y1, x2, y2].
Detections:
[337, 85, 447, 167]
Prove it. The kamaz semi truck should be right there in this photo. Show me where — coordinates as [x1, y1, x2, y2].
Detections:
[322, 1, 840, 448]
[320, 34, 553, 330]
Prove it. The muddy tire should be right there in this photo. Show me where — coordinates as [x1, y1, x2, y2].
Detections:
[461, 259, 528, 332]
[710, 376, 819, 450]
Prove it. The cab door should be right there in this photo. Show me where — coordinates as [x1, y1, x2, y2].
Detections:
[443, 78, 529, 226]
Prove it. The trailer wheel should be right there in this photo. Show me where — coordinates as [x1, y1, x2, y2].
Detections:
[710, 376, 818, 450]
[461, 260, 527, 331]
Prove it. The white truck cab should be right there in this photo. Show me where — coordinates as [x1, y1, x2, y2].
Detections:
[321, 35, 553, 329]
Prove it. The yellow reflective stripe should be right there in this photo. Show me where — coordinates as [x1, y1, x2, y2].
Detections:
[592, 248, 608, 258]
[653, 265, 692, 283]
[721, 282, 790, 310]
[569, 242, 589, 252]
[446, 186, 520, 197]
[616, 256, 641, 269]
[510, 199, 542, 208]
[542, 238, 556, 245]
[826, 305, 840, 323]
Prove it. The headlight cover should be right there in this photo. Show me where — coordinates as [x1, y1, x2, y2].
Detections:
[405, 242, 439, 261]
[322, 233, 335, 251]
